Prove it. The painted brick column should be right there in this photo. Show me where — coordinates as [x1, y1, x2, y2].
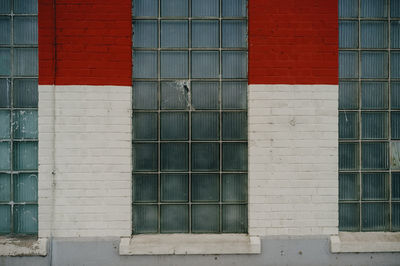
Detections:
[38, 0, 132, 237]
[248, 0, 339, 236]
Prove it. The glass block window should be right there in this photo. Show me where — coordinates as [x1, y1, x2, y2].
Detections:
[0, 0, 38, 235]
[339, 0, 400, 231]
[132, 0, 248, 234]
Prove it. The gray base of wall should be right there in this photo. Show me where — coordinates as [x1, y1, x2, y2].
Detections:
[2, 236, 400, 266]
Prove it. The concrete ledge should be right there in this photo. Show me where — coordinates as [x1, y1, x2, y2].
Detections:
[0, 237, 48, 256]
[330, 232, 400, 253]
[119, 234, 261, 255]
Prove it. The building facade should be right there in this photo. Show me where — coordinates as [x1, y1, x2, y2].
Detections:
[1, 0, 400, 265]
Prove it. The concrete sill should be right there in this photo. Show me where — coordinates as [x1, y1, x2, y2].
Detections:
[119, 234, 261, 255]
[0, 237, 47, 256]
[330, 232, 400, 253]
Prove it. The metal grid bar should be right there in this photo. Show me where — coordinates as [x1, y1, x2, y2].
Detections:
[132, 0, 248, 234]
[0, 0, 38, 236]
[338, 0, 399, 232]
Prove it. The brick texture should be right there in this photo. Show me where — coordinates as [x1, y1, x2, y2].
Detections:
[248, 84, 338, 236]
[38, 85, 132, 237]
[248, 0, 338, 85]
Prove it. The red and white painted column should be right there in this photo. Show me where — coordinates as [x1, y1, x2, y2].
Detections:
[38, 0, 132, 237]
[247, 0, 339, 236]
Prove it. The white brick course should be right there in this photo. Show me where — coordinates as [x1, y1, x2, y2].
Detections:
[248, 84, 339, 236]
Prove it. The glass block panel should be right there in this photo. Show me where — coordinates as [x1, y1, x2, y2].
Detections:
[392, 0, 400, 17]
[132, 174, 158, 202]
[222, 0, 246, 17]
[132, 113, 157, 141]
[13, 204, 37, 234]
[191, 143, 219, 171]
[360, 21, 387, 48]
[161, 0, 188, 17]
[191, 112, 219, 140]
[0, 110, 10, 139]
[133, 82, 158, 110]
[222, 112, 247, 140]
[0, 48, 11, 75]
[161, 174, 188, 202]
[133, 20, 157, 48]
[339, 0, 358, 17]
[361, 82, 388, 109]
[0, 79, 10, 107]
[392, 82, 400, 109]
[222, 51, 247, 78]
[339, 21, 358, 48]
[191, 82, 218, 110]
[192, 20, 219, 48]
[160, 112, 188, 140]
[339, 143, 359, 170]
[391, 142, 400, 169]
[223, 143, 247, 171]
[391, 21, 400, 48]
[392, 112, 400, 139]
[13, 110, 38, 139]
[13, 48, 38, 76]
[161, 51, 188, 78]
[393, 203, 400, 231]
[0, 142, 10, 170]
[0, 205, 10, 234]
[132, 0, 158, 17]
[161, 20, 188, 48]
[161, 143, 188, 171]
[133, 205, 158, 234]
[361, 52, 388, 78]
[14, 173, 38, 202]
[161, 81, 189, 110]
[14, 17, 38, 45]
[160, 205, 188, 233]
[132, 143, 157, 171]
[339, 51, 358, 78]
[0, 17, 10, 44]
[192, 205, 219, 233]
[361, 142, 388, 170]
[192, 0, 219, 17]
[222, 205, 247, 233]
[361, 112, 388, 139]
[132, 51, 157, 78]
[339, 203, 359, 231]
[0, 0, 10, 13]
[393, 173, 400, 200]
[191, 51, 219, 78]
[191, 174, 219, 202]
[392, 52, 400, 79]
[339, 112, 358, 139]
[361, 203, 389, 231]
[222, 174, 247, 202]
[14, 0, 38, 14]
[0, 174, 10, 202]
[13, 141, 38, 171]
[362, 173, 389, 200]
[222, 82, 247, 110]
[222, 20, 247, 48]
[361, 0, 387, 18]
[339, 173, 359, 200]
[13, 79, 38, 108]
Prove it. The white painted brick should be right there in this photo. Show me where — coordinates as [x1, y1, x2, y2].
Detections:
[248, 84, 338, 237]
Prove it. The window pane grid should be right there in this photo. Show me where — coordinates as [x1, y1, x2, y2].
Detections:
[132, 0, 247, 234]
[339, 0, 399, 231]
[0, 0, 38, 235]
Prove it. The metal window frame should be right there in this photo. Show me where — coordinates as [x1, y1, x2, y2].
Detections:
[132, 0, 248, 234]
[0, 0, 38, 236]
[339, 0, 400, 232]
